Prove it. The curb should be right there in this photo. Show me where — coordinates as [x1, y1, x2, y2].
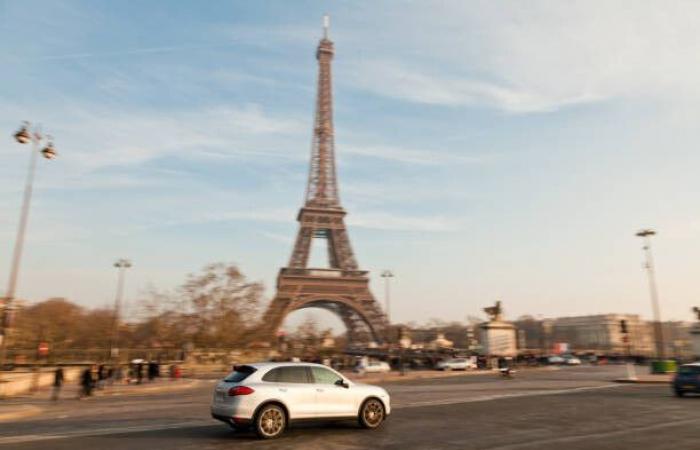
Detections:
[613, 378, 671, 384]
[0, 405, 42, 423]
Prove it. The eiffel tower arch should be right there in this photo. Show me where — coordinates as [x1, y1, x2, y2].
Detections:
[258, 17, 389, 345]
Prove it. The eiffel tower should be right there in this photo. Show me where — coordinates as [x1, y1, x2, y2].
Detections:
[259, 16, 389, 345]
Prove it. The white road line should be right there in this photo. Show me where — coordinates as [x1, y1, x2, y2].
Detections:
[487, 416, 700, 449]
[0, 421, 213, 445]
[394, 384, 623, 409]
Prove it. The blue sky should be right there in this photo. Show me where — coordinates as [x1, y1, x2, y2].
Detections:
[1, 1, 700, 328]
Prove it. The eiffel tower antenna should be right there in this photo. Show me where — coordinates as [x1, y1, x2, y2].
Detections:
[323, 13, 330, 39]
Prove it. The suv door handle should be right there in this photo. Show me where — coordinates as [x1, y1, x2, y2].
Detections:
[316, 388, 324, 392]
[279, 388, 287, 392]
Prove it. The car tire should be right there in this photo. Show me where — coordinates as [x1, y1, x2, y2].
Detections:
[254, 404, 286, 439]
[674, 388, 685, 397]
[359, 398, 386, 429]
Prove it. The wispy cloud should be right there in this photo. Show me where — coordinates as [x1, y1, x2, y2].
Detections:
[340, 2, 700, 112]
[0, 103, 306, 173]
[8, 43, 237, 64]
[343, 143, 496, 165]
[349, 211, 462, 232]
[349, 60, 603, 113]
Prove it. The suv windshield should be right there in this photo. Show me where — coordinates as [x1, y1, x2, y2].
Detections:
[223, 365, 257, 382]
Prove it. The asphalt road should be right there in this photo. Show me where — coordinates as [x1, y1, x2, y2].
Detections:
[1, 365, 698, 450]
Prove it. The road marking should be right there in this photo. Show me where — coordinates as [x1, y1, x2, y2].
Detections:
[0, 421, 213, 445]
[395, 384, 622, 409]
[487, 416, 700, 449]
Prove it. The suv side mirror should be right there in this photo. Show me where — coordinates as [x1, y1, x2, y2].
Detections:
[335, 379, 349, 388]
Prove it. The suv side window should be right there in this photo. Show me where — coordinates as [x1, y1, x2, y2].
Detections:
[263, 366, 310, 383]
[311, 366, 343, 385]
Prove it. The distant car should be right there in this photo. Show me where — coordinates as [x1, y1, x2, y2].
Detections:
[548, 355, 565, 364]
[564, 356, 582, 365]
[354, 361, 391, 374]
[211, 362, 391, 439]
[436, 358, 477, 371]
[673, 362, 700, 397]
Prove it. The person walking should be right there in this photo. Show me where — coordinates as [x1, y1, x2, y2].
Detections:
[97, 364, 106, 389]
[51, 365, 64, 401]
[79, 366, 94, 398]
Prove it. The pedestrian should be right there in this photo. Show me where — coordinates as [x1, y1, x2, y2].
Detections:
[148, 361, 156, 382]
[97, 364, 106, 389]
[136, 362, 143, 384]
[51, 365, 64, 401]
[79, 366, 94, 398]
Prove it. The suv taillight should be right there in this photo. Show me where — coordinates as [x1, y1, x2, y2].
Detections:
[228, 386, 254, 396]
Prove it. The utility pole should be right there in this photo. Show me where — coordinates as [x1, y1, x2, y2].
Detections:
[110, 259, 132, 363]
[380, 270, 394, 324]
[636, 229, 665, 360]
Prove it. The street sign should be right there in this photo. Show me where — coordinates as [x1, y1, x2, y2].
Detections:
[37, 342, 49, 356]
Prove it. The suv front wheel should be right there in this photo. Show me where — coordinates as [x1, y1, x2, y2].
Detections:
[359, 398, 385, 429]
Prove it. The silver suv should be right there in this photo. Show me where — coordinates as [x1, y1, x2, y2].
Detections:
[211, 362, 391, 439]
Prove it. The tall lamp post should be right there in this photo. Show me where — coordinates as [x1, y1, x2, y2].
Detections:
[0, 122, 57, 374]
[110, 259, 132, 363]
[380, 270, 394, 324]
[636, 229, 665, 360]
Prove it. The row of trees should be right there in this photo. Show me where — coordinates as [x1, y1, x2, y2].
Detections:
[11, 262, 268, 352]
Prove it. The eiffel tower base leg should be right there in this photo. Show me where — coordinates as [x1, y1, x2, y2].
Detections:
[259, 270, 388, 346]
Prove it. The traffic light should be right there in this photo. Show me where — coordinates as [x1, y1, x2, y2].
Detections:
[619, 319, 628, 334]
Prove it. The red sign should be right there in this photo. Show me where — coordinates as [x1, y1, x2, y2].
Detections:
[37, 342, 49, 356]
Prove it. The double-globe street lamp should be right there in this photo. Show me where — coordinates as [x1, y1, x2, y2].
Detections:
[635, 229, 665, 361]
[110, 259, 132, 362]
[0, 122, 57, 372]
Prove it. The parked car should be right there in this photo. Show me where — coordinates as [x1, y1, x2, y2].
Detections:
[673, 362, 700, 397]
[354, 360, 391, 374]
[564, 356, 582, 365]
[211, 362, 391, 439]
[436, 358, 477, 371]
[547, 355, 565, 364]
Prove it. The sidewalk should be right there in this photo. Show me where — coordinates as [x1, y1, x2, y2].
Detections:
[614, 373, 673, 384]
[0, 378, 202, 423]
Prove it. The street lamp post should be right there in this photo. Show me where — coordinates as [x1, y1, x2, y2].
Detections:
[636, 229, 665, 360]
[380, 270, 394, 324]
[110, 259, 132, 363]
[0, 122, 57, 374]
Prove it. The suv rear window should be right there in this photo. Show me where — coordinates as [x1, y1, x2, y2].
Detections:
[224, 365, 257, 382]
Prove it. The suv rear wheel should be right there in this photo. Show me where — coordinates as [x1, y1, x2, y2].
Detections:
[359, 398, 385, 429]
[255, 404, 286, 439]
